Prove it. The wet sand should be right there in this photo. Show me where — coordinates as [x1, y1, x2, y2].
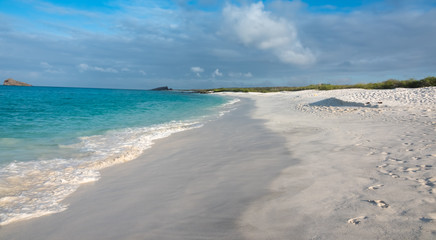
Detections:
[0, 99, 293, 240]
[2, 87, 435, 239]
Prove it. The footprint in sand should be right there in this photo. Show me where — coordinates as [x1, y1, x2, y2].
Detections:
[366, 200, 389, 208]
[389, 172, 400, 178]
[416, 177, 436, 194]
[388, 157, 406, 163]
[403, 165, 432, 173]
[347, 216, 367, 225]
[420, 213, 436, 223]
[419, 217, 433, 223]
[421, 177, 436, 187]
[419, 164, 432, 170]
[428, 177, 436, 182]
[402, 167, 421, 173]
[377, 168, 390, 174]
[368, 184, 384, 190]
[377, 163, 389, 168]
[377, 169, 400, 178]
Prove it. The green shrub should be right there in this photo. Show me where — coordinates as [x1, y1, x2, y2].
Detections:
[195, 76, 436, 93]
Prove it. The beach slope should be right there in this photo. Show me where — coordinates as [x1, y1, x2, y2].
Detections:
[0, 99, 293, 240]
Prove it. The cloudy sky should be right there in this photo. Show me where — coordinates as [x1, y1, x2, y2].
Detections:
[1, 0, 435, 89]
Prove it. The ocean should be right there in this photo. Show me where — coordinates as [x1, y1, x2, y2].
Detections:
[0, 86, 238, 225]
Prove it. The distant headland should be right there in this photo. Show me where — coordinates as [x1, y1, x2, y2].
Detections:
[3, 78, 32, 86]
[151, 86, 172, 91]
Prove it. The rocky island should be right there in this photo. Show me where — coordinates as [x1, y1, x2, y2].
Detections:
[3, 78, 32, 86]
[151, 86, 172, 91]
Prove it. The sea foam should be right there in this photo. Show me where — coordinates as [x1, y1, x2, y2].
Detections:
[0, 96, 240, 226]
[0, 121, 203, 225]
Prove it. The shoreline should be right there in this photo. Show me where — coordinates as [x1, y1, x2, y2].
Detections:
[0, 90, 231, 227]
[1, 87, 435, 239]
[0, 98, 294, 240]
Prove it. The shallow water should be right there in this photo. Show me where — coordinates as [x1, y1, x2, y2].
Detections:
[0, 86, 236, 225]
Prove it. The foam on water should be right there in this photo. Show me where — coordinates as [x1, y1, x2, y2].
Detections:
[0, 159, 100, 225]
[218, 98, 240, 117]
[0, 121, 204, 225]
[0, 86, 240, 226]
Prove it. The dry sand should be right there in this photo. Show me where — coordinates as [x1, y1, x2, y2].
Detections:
[227, 87, 436, 239]
[1, 87, 435, 239]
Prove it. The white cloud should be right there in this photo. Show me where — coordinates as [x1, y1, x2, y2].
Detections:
[40, 61, 62, 73]
[212, 68, 223, 77]
[93, 66, 117, 73]
[244, 72, 253, 77]
[222, 2, 315, 65]
[229, 72, 253, 78]
[78, 63, 118, 73]
[139, 70, 147, 76]
[3, 0, 436, 89]
[191, 66, 204, 76]
[78, 63, 90, 72]
[191, 66, 204, 72]
[40, 62, 52, 69]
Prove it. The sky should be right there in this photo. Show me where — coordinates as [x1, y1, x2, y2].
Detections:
[0, 0, 435, 89]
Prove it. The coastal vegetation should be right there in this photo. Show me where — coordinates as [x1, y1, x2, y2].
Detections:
[196, 76, 436, 93]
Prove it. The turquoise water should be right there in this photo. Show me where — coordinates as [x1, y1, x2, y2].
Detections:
[0, 86, 227, 164]
[0, 86, 237, 225]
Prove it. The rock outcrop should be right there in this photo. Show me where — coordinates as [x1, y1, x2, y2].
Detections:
[3, 78, 32, 86]
[151, 86, 172, 91]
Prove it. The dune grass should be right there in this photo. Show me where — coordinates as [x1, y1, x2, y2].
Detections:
[196, 76, 436, 93]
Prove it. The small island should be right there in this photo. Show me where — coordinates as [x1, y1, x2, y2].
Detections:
[151, 86, 172, 91]
[3, 78, 32, 86]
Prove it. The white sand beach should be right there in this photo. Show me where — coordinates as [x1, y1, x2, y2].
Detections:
[230, 87, 436, 239]
[1, 87, 435, 239]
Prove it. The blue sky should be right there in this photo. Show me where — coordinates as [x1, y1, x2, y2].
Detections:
[0, 0, 435, 89]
